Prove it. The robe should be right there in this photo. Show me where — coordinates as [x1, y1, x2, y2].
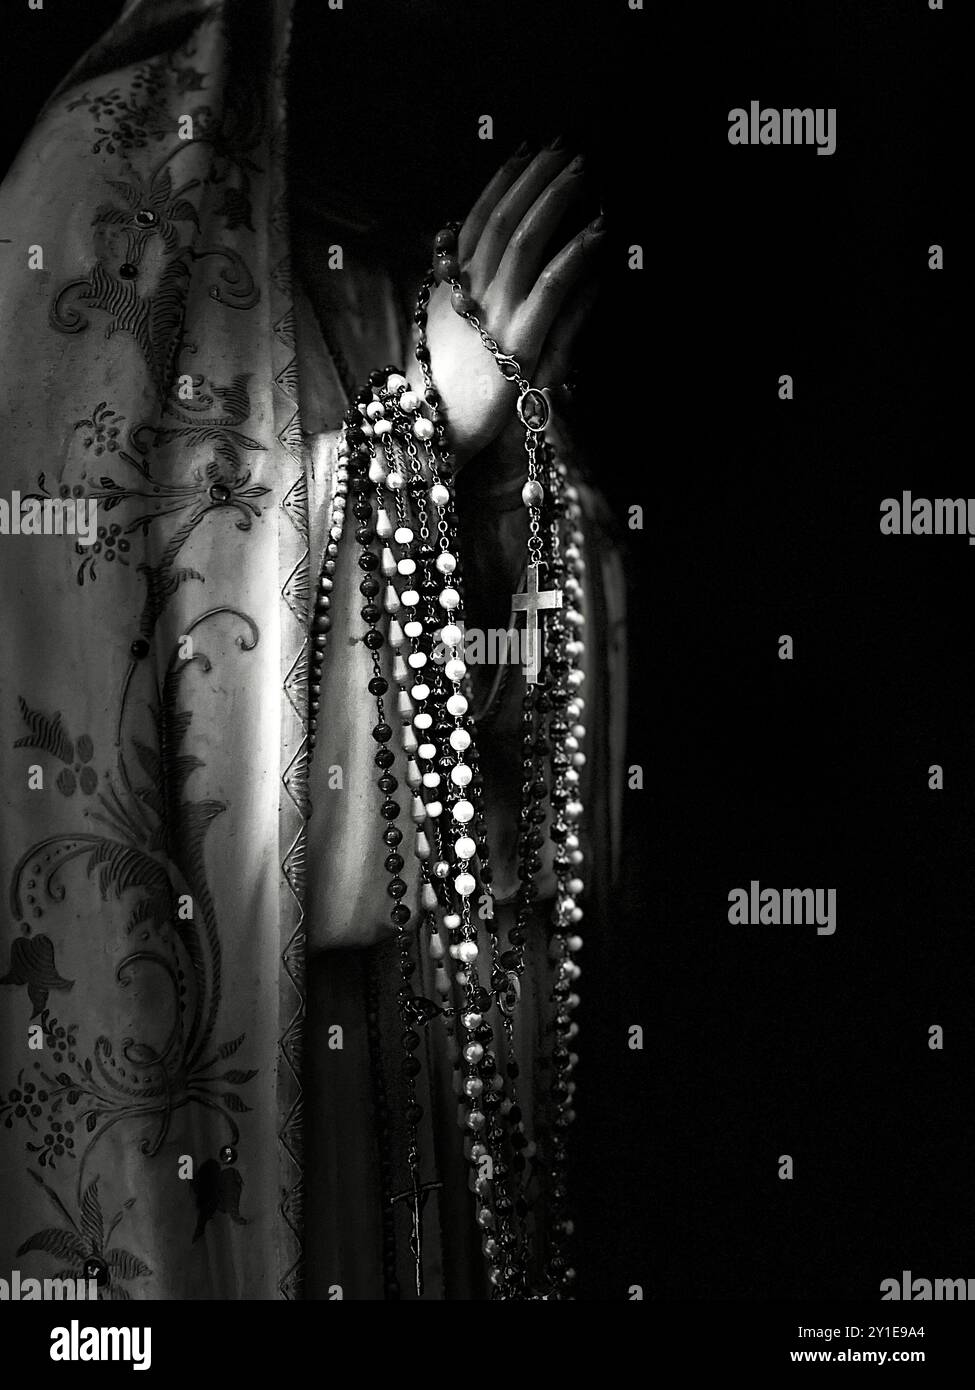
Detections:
[0, 0, 625, 1299]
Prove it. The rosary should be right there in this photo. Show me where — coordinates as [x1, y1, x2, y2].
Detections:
[309, 221, 587, 1300]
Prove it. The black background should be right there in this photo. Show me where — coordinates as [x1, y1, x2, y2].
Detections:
[0, 0, 964, 1303]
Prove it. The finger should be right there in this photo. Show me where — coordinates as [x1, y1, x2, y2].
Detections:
[491, 154, 588, 308]
[511, 216, 605, 355]
[466, 140, 576, 291]
[533, 277, 600, 388]
[457, 145, 534, 262]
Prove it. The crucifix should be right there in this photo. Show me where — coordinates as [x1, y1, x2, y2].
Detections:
[388, 1170, 443, 1297]
[512, 563, 562, 685]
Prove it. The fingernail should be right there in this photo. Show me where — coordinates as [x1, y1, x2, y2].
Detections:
[587, 215, 605, 234]
[547, 133, 567, 151]
[567, 154, 585, 174]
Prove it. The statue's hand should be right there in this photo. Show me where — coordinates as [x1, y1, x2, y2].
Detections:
[419, 141, 605, 466]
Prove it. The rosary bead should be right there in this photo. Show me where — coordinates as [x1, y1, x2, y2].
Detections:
[400, 588, 420, 607]
[384, 585, 401, 615]
[384, 852, 404, 874]
[421, 882, 439, 911]
[411, 795, 426, 823]
[451, 798, 474, 824]
[383, 826, 403, 846]
[422, 772, 441, 790]
[413, 417, 435, 442]
[450, 287, 473, 314]
[454, 835, 476, 860]
[433, 253, 460, 283]
[364, 629, 384, 650]
[373, 722, 393, 743]
[404, 621, 423, 640]
[446, 693, 468, 717]
[449, 727, 471, 751]
[386, 372, 407, 392]
[438, 587, 460, 612]
[410, 682, 430, 701]
[397, 557, 416, 577]
[417, 742, 436, 760]
[435, 551, 457, 575]
[407, 651, 427, 670]
[415, 830, 431, 859]
[359, 577, 380, 598]
[368, 458, 387, 486]
[378, 774, 398, 794]
[373, 419, 393, 436]
[455, 875, 477, 901]
[521, 479, 544, 508]
[381, 801, 401, 821]
[387, 877, 407, 899]
[444, 912, 462, 930]
[424, 799, 443, 819]
[434, 227, 457, 251]
[463, 1043, 484, 1065]
[399, 391, 420, 412]
[440, 623, 462, 648]
[445, 658, 466, 682]
[450, 764, 473, 788]
[386, 470, 406, 491]
[414, 712, 432, 731]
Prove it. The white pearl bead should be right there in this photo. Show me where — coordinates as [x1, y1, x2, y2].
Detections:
[566, 608, 585, 627]
[567, 934, 583, 952]
[445, 658, 466, 682]
[418, 742, 436, 760]
[565, 735, 579, 752]
[422, 772, 440, 789]
[435, 551, 456, 574]
[429, 483, 450, 507]
[411, 683, 430, 701]
[394, 526, 414, 544]
[568, 877, 584, 894]
[450, 763, 472, 787]
[570, 849, 584, 865]
[565, 768, 580, 785]
[572, 724, 586, 739]
[400, 589, 419, 606]
[404, 620, 423, 638]
[386, 471, 407, 490]
[449, 728, 471, 751]
[568, 669, 585, 688]
[444, 912, 461, 930]
[414, 712, 432, 729]
[365, 401, 385, 420]
[438, 587, 460, 610]
[413, 417, 435, 441]
[572, 752, 586, 768]
[464, 1042, 484, 1064]
[570, 907, 584, 923]
[455, 874, 476, 899]
[425, 800, 443, 819]
[373, 419, 393, 436]
[368, 459, 387, 485]
[397, 558, 416, 576]
[565, 833, 580, 850]
[566, 800, 584, 820]
[441, 623, 463, 647]
[386, 373, 407, 392]
[407, 651, 427, 669]
[399, 391, 420, 412]
[452, 798, 474, 823]
[455, 835, 477, 860]
[457, 937, 478, 960]
[446, 693, 468, 717]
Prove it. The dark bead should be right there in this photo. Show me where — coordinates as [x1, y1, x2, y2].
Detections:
[130, 638, 150, 660]
[500, 950, 521, 970]
[359, 577, 379, 597]
[375, 748, 395, 769]
[361, 604, 381, 624]
[368, 370, 386, 387]
[508, 928, 526, 947]
[401, 1029, 420, 1051]
[531, 807, 547, 824]
[373, 723, 393, 743]
[380, 800, 400, 820]
[506, 1059, 520, 1079]
[402, 1056, 421, 1079]
[384, 852, 404, 873]
[415, 344, 430, 364]
[219, 1144, 238, 1164]
[415, 543, 435, 562]
[355, 387, 372, 405]
[390, 904, 411, 925]
[358, 551, 379, 571]
[480, 864, 493, 884]
[424, 387, 442, 407]
[383, 826, 403, 847]
[313, 613, 331, 634]
[434, 228, 456, 252]
[474, 987, 492, 1012]
[387, 876, 407, 899]
[406, 1103, 424, 1125]
[474, 1023, 493, 1043]
[82, 1256, 110, 1286]
[347, 426, 365, 446]
[355, 527, 375, 545]
[119, 262, 138, 279]
[353, 502, 372, 520]
[368, 675, 389, 695]
[364, 629, 384, 651]
[378, 774, 398, 795]
[209, 482, 231, 504]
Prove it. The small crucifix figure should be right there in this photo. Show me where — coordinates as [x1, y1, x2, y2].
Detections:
[512, 563, 562, 685]
[388, 1170, 443, 1297]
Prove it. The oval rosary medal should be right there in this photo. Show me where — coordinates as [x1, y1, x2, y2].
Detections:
[517, 388, 549, 433]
